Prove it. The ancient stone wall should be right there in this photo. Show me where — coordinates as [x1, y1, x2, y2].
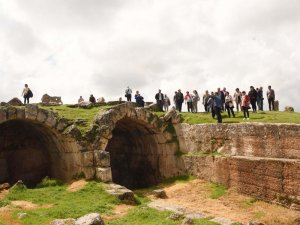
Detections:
[177, 123, 300, 210]
[175, 123, 300, 159]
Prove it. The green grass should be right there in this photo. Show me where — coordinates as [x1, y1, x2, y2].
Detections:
[155, 111, 300, 125]
[0, 198, 9, 207]
[5, 181, 120, 225]
[107, 206, 220, 225]
[39, 104, 111, 133]
[240, 197, 257, 209]
[208, 183, 228, 199]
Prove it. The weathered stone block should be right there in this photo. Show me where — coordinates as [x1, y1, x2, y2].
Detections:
[95, 167, 112, 182]
[81, 151, 94, 167]
[65, 125, 82, 140]
[104, 183, 136, 205]
[57, 118, 71, 132]
[36, 108, 48, 123]
[81, 167, 95, 180]
[7, 107, 17, 120]
[16, 108, 25, 120]
[25, 104, 38, 120]
[94, 150, 110, 167]
[98, 125, 112, 139]
[45, 111, 57, 128]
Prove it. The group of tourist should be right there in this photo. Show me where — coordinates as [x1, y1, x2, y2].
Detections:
[124, 85, 276, 123]
[78, 94, 96, 104]
[20, 83, 275, 125]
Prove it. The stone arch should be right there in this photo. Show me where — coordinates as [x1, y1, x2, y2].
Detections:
[0, 105, 82, 187]
[94, 103, 184, 189]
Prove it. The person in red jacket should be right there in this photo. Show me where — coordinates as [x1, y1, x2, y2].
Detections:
[241, 91, 250, 120]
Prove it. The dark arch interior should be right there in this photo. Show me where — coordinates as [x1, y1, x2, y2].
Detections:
[105, 118, 162, 189]
[0, 120, 62, 187]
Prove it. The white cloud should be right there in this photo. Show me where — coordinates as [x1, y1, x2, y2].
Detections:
[0, 0, 299, 111]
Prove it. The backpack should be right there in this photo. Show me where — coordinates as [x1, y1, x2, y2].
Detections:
[27, 89, 33, 98]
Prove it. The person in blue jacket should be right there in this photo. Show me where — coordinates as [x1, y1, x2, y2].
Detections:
[213, 92, 222, 123]
[135, 91, 144, 107]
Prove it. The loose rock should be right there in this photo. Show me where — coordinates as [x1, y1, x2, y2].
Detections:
[17, 213, 28, 219]
[8, 97, 23, 106]
[0, 183, 10, 191]
[104, 183, 137, 205]
[152, 189, 167, 199]
[169, 212, 184, 220]
[75, 213, 105, 225]
[182, 217, 193, 224]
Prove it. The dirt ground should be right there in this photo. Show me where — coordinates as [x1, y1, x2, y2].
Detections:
[0, 179, 299, 225]
[66, 180, 88, 192]
[148, 179, 300, 225]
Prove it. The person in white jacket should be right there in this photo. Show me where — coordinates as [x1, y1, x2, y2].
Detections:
[22, 84, 30, 104]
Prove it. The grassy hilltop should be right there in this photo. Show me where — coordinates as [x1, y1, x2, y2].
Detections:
[38, 105, 300, 134]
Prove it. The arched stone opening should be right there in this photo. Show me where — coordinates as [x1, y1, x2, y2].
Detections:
[105, 118, 163, 189]
[0, 120, 68, 187]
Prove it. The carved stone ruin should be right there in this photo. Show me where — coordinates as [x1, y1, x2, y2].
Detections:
[41, 94, 63, 105]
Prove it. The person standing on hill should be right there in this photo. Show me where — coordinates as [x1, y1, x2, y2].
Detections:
[175, 89, 184, 112]
[213, 93, 222, 123]
[135, 91, 144, 107]
[248, 86, 257, 113]
[22, 84, 32, 104]
[225, 91, 235, 118]
[267, 85, 275, 111]
[241, 91, 250, 120]
[78, 96, 84, 103]
[163, 94, 170, 112]
[191, 90, 200, 113]
[125, 86, 132, 102]
[233, 88, 242, 112]
[155, 89, 164, 112]
[202, 90, 210, 112]
[184, 91, 193, 112]
[89, 94, 96, 104]
[257, 87, 264, 111]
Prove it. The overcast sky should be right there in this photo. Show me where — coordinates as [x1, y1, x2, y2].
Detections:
[1, 0, 300, 111]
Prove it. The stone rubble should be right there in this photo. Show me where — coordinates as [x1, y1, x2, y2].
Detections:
[104, 183, 137, 205]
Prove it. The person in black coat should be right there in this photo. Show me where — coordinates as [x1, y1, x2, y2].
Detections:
[248, 86, 257, 112]
[89, 94, 96, 104]
[175, 89, 184, 112]
[155, 89, 164, 112]
[135, 91, 144, 107]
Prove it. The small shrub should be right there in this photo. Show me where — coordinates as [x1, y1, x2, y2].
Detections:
[36, 177, 64, 188]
